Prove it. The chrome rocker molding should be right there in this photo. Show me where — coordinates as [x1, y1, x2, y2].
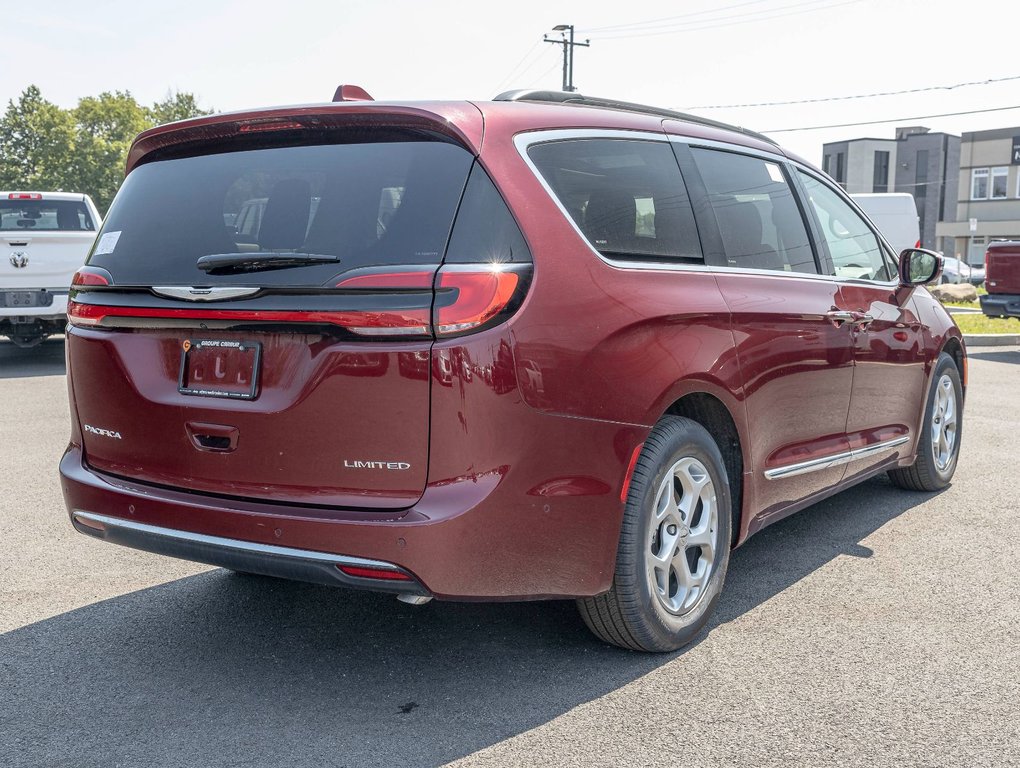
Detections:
[764, 436, 910, 480]
[71, 511, 428, 595]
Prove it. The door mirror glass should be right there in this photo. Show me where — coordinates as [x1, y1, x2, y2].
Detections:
[898, 248, 942, 285]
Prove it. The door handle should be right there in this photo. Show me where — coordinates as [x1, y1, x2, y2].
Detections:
[826, 310, 855, 326]
[853, 312, 875, 329]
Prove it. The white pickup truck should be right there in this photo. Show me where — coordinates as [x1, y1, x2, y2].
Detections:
[2, 192, 101, 347]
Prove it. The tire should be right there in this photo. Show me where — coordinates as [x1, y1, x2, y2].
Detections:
[578, 416, 732, 652]
[889, 352, 963, 491]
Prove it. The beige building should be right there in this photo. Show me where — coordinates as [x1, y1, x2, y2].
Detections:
[936, 127, 1020, 265]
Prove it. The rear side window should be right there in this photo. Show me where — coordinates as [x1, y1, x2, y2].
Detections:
[0, 199, 95, 231]
[92, 138, 475, 286]
[528, 139, 702, 263]
[689, 148, 817, 274]
[445, 163, 531, 263]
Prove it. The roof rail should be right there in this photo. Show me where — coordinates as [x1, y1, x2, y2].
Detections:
[492, 89, 778, 147]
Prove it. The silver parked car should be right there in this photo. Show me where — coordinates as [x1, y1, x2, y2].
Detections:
[941, 256, 984, 286]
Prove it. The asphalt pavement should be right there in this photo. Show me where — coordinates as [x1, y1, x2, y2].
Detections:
[1, 340, 1018, 767]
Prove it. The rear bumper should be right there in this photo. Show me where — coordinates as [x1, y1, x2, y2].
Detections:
[60, 399, 640, 600]
[71, 510, 429, 596]
[980, 293, 1020, 319]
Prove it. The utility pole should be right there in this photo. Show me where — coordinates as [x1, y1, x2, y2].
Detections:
[543, 24, 590, 92]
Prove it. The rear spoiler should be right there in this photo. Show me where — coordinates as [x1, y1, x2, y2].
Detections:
[125, 102, 484, 174]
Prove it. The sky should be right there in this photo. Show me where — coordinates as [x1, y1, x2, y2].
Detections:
[3, 0, 1018, 163]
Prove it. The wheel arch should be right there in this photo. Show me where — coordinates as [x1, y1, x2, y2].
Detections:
[658, 389, 746, 548]
[939, 333, 967, 392]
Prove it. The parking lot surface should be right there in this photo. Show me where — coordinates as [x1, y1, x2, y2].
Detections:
[1, 340, 1018, 767]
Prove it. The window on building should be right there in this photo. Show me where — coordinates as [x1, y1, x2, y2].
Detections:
[971, 168, 989, 199]
[873, 151, 889, 193]
[822, 154, 831, 174]
[835, 152, 845, 187]
[915, 150, 928, 200]
[992, 167, 1009, 199]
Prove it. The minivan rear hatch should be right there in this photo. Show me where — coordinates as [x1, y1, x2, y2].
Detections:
[67, 116, 479, 509]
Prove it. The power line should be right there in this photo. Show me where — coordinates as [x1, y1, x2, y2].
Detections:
[685, 74, 1020, 109]
[582, 0, 864, 40]
[763, 104, 1020, 133]
[492, 40, 543, 94]
[518, 48, 564, 89]
[576, 0, 775, 33]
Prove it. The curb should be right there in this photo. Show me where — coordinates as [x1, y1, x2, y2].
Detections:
[963, 334, 1020, 347]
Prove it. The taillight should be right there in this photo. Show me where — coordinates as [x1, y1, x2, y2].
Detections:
[335, 271, 433, 290]
[8, 192, 42, 200]
[68, 264, 530, 336]
[333, 270, 434, 335]
[67, 301, 432, 335]
[434, 267, 523, 336]
[337, 564, 412, 581]
[336, 264, 531, 337]
[71, 266, 113, 287]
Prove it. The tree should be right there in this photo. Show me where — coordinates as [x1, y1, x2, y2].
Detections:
[0, 86, 75, 192]
[69, 91, 154, 212]
[0, 85, 212, 213]
[150, 91, 210, 126]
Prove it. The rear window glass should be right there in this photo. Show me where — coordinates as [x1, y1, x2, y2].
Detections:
[92, 138, 475, 285]
[528, 139, 703, 263]
[0, 200, 95, 231]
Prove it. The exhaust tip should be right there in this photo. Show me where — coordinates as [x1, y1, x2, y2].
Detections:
[396, 594, 433, 606]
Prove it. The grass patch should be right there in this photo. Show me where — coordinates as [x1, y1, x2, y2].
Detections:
[953, 313, 1019, 334]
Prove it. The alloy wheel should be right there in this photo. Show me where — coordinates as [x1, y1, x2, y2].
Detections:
[647, 457, 718, 616]
[930, 373, 958, 472]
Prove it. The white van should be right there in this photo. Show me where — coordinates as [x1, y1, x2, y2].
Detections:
[850, 193, 920, 255]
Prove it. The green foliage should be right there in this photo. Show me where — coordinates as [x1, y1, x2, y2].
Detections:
[0, 85, 211, 213]
[0, 86, 75, 193]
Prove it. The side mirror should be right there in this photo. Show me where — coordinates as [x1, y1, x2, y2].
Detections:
[898, 248, 942, 286]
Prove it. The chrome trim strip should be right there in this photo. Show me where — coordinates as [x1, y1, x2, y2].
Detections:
[764, 436, 910, 480]
[71, 511, 403, 571]
[666, 133, 789, 163]
[151, 286, 261, 301]
[515, 127, 669, 146]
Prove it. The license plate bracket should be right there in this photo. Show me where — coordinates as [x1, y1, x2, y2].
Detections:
[1, 290, 52, 308]
[178, 339, 261, 400]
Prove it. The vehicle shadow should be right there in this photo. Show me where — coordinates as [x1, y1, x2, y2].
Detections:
[967, 347, 1019, 364]
[2, 475, 930, 768]
[0, 337, 66, 378]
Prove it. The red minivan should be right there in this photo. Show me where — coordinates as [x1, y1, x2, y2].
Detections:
[61, 89, 965, 651]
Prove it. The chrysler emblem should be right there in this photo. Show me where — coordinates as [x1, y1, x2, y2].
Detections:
[10, 252, 28, 268]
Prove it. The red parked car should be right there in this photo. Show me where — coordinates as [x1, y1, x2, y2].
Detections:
[61, 88, 965, 651]
[980, 240, 1020, 319]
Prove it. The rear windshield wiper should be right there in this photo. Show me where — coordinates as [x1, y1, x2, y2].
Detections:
[196, 252, 340, 274]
